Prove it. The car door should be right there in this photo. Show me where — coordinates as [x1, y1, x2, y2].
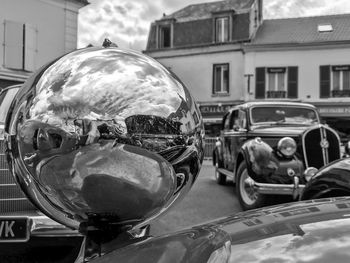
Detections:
[226, 109, 248, 171]
[221, 111, 232, 169]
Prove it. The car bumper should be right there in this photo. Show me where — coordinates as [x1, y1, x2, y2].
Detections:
[250, 177, 305, 199]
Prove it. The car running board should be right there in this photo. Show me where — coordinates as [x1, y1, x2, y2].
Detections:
[217, 168, 234, 179]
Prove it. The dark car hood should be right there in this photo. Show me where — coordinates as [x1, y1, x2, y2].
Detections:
[249, 124, 315, 137]
[301, 158, 350, 200]
[92, 197, 350, 263]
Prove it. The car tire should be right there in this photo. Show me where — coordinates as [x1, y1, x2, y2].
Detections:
[236, 161, 266, 210]
[215, 162, 226, 185]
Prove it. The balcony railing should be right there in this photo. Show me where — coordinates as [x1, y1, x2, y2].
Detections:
[266, 90, 286, 98]
[332, 89, 350, 97]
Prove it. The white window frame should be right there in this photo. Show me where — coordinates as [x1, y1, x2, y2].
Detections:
[213, 64, 229, 95]
[331, 70, 350, 91]
[267, 72, 287, 92]
[215, 17, 229, 43]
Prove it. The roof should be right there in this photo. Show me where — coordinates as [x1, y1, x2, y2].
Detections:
[249, 13, 350, 46]
[236, 101, 317, 110]
[160, 0, 255, 22]
[69, 0, 89, 6]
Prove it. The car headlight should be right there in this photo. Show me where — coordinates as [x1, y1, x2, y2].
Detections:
[277, 137, 297, 157]
[304, 167, 318, 182]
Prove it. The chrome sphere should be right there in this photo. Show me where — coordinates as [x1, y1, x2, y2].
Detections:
[5, 47, 204, 230]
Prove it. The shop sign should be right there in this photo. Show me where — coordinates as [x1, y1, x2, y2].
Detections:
[318, 106, 350, 116]
[332, 65, 350, 71]
[199, 104, 236, 117]
[267, 67, 286, 74]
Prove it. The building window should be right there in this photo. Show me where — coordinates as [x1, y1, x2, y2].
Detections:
[318, 24, 333, 33]
[159, 25, 171, 48]
[213, 64, 229, 95]
[268, 69, 286, 98]
[215, 17, 229, 43]
[320, 65, 350, 98]
[3, 20, 37, 72]
[255, 67, 298, 99]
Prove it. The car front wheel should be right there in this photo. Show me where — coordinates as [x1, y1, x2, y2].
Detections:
[236, 162, 266, 210]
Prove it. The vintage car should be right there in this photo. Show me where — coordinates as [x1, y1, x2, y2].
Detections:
[0, 85, 82, 262]
[212, 101, 342, 210]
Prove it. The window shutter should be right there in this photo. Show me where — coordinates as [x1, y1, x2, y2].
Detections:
[255, 67, 265, 99]
[4, 20, 23, 70]
[24, 24, 37, 71]
[287, 67, 298, 98]
[213, 66, 220, 94]
[320, 65, 330, 98]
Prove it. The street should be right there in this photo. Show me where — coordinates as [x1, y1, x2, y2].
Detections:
[150, 160, 243, 237]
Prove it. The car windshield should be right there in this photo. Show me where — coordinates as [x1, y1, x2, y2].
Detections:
[0, 87, 19, 125]
[250, 106, 319, 125]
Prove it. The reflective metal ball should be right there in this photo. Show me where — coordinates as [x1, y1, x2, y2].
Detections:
[5, 47, 204, 230]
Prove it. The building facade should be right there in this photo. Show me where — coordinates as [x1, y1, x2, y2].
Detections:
[144, 0, 263, 136]
[244, 14, 350, 138]
[0, 0, 88, 89]
[145, 0, 350, 139]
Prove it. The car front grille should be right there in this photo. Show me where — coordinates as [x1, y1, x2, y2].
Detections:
[0, 140, 36, 214]
[303, 125, 341, 169]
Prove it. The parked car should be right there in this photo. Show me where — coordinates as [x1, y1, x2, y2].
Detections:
[90, 196, 350, 263]
[212, 101, 342, 210]
[0, 85, 82, 262]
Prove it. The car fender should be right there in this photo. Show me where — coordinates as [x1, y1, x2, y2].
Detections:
[237, 137, 279, 183]
[300, 157, 350, 200]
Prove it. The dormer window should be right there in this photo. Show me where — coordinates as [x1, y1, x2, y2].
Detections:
[318, 24, 333, 33]
[215, 17, 229, 43]
[159, 25, 171, 48]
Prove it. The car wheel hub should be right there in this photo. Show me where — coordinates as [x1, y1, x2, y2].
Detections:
[240, 169, 258, 205]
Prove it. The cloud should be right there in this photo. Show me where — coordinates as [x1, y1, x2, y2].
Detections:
[78, 0, 162, 50]
[114, 5, 127, 15]
[102, 4, 113, 15]
[264, 0, 350, 18]
[78, 0, 350, 51]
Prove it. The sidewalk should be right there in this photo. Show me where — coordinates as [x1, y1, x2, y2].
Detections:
[202, 159, 213, 166]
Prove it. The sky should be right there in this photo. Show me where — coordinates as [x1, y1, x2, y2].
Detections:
[78, 0, 350, 51]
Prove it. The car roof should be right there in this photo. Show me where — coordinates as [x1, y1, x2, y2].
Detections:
[228, 101, 318, 112]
